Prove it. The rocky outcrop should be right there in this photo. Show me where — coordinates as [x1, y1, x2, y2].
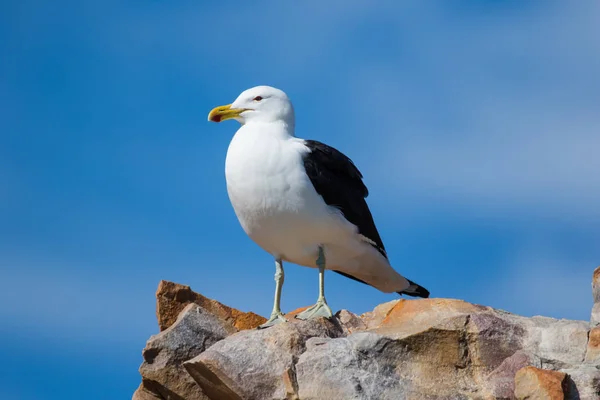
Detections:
[155, 280, 266, 332]
[135, 282, 267, 400]
[134, 268, 600, 400]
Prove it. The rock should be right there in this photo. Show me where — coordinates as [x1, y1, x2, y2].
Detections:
[590, 303, 600, 327]
[591, 304, 600, 329]
[335, 309, 366, 334]
[137, 303, 236, 400]
[485, 350, 542, 399]
[360, 299, 399, 329]
[591, 266, 600, 327]
[370, 298, 489, 338]
[132, 383, 162, 400]
[155, 280, 266, 331]
[284, 306, 311, 319]
[365, 298, 530, 397]
[294, 298, 586, 399]
[380, 311, 526, 398]
[295, 332, 409, 400]
[526, 317, 589, 369]
[585, 326, 600, 365]
[514, 366, 568, 399]
[282, 367, 300, 400]
[560, 366, 600, 400]
[133, 268, 599, 399]
[592, 266, 600, 304]
[184, 317, 344, 400]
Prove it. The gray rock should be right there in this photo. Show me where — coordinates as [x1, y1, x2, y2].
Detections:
[336, 309, 367, 334]
[485, 350, 541, 399]
[296, 332, 409, 400]
[295, 312, 529, 400]
[561, 366, 600, 400]
[184, 317, 344, 400]
[592, 266, 600, 327]
[591, 304, 600, 329]
[137, 303, 236, 400]
[133, 267, 600, 399]
[525, 317, 589, 369]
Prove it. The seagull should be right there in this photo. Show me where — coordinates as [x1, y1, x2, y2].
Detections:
[208, 86, 429, 329]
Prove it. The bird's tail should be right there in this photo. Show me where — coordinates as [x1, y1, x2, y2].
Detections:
[397, 279, 430, 298]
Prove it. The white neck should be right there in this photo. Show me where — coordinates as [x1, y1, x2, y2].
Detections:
[242, 119, 296, 140]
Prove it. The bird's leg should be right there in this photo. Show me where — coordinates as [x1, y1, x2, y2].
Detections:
[258, 258, 288, 329]
[295, 246, 333, 320]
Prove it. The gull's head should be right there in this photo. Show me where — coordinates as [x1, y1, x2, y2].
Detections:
[208, 86, 295, 126]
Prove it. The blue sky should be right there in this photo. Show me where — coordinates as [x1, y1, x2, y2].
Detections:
[1, 1, 599, 398]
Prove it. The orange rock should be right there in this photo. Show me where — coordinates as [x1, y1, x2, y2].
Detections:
[585, 326, 600, 363]
[155, 280, 266, 331]
[514, 366, 568, 400]
[360, 299, 399, 329]
[372, 298, 488, 338]
[589, 327, 600, 348]
[131, 383, 162, 400]
[593, 266, 600, 302]
[284, 306, 311, 319]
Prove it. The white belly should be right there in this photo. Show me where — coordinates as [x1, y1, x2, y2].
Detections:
[225, 128, 352, 266]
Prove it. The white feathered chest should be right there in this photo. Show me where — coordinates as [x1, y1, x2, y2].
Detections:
[224, 123, 341, 260]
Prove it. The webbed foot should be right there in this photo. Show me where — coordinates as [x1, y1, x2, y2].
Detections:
[258, 311, 288, 329]
[295, 298, 333, 320]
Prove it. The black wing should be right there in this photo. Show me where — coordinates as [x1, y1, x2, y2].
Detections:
[302, 140, 430, 299]
[302, 140, 387, 259]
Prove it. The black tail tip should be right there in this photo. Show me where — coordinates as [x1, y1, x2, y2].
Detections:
[398, 279, 430, 298]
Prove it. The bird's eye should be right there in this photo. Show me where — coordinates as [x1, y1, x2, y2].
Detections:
[253, 96, 263, 102]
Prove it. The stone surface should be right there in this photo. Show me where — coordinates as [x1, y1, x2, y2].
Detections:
[591, 304, 600, 329]
[156, 280, 266, 331]
[134, 268, 600, 399]
[585, 326, 600, 364]
[526, 317, 589, 370]
[137, 303, 236, 400]
[592, 266, 600, 327]
[593, 266, 600, 303]
[132, 383, 162, 400]
[514, 366, 568, 400]
[184, 317, 344, 400]
[336, 309, 366, 334]
[295, 332, 408, 400]
[486, 350, 542, 399]
[360, 299, 399, 329]
[372, 298, 489, 338]
[561, 366, 600, 400]
[181, 297, 589, 399]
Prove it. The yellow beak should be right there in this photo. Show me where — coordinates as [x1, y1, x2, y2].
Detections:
[207, 104, 247, 123]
